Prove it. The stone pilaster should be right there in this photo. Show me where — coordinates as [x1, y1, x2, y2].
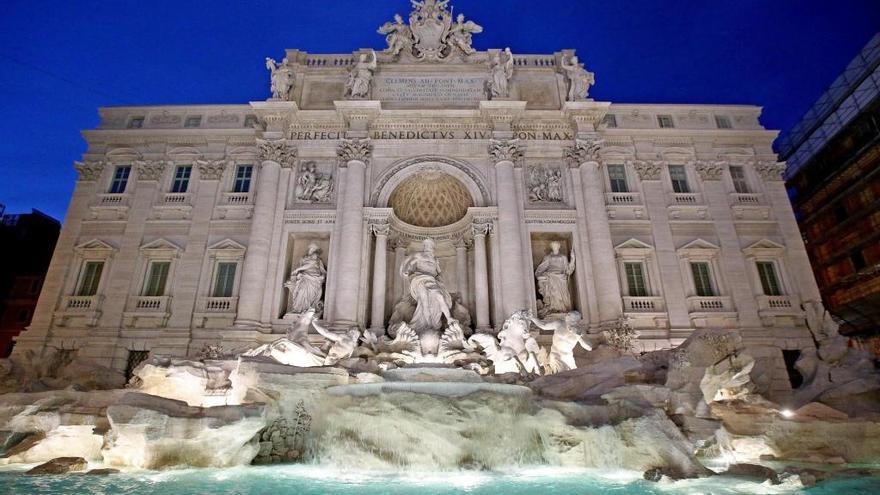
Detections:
[566, 138, 622, 323]
[454, 237, 469, 304]
[488, 139, 529, 317]
[235, 139, 296, 329]
[369, 222, 390, 333]
[471, 222, 492, 330]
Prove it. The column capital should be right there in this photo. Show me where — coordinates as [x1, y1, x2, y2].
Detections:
[370, 222, 391, 237]
[337, 138, 373, 164]
[630, 159, 665, 181]
[256, 138, 297, 168]
[564, 137, 603, 167]
[74, 160, 105, 181]
[694, 160, 725, 181]
[754, 160, 786, 181]
[454, 236, 472, 249]
[195, 159, 228, 180]
[488, 139, 524, 163]
[471, 222, 493, 237]
[134, 159, 168, 181]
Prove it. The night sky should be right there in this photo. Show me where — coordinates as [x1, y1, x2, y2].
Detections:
[1, 0, 878, 222]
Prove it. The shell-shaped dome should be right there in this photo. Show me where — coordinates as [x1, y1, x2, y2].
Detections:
[388, 171, 473, 228]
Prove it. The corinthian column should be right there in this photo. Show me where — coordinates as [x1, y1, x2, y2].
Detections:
[471, 222, 492, 330]
[489, 139, 529, 317]
[455, 237, 469, 303]
[330, 138, 372, 326]
[565, 138, 622, 323]
[235, 139, 296, 328]
[369, 222, 390, 333]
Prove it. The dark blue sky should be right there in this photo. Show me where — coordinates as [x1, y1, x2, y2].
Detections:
[1, 0, 878, 221]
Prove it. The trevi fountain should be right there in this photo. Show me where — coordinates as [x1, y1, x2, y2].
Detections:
[1, 1, 879, 493]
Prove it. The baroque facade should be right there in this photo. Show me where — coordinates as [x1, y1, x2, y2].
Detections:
[15, 1, 822, 393]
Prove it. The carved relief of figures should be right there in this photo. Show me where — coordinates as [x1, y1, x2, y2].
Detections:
[284, 243, 327, 317]
[345, 50, 377, 99]
[529, 311, 591, 374]
[295, 161, 333, 203]
[560, 55, 595, 101]
[378, 1, 482, 61]
[535, 241, 575, 317]
[488, 48, 514, 99]
[528, 167, 563, 203]
[265, 57, 295, 101]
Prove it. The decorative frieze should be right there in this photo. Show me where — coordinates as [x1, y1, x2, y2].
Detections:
[694, 161, 725, 181]
[631, 160, 664, 181]
[74, 161, 105, 181]
[256, 139, 297, 168]
[195, 159, 227, 180]
[488, 139, 524, 163]
[755, 161, 786, 181]
[337, 138, 373, 163]
[134, 160, 167, 181]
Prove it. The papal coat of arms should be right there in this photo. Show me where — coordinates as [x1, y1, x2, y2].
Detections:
[378, 0, 482, 61]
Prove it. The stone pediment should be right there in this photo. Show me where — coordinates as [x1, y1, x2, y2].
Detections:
[74, 239, 117, 254]
[678, 238, 720, 257]
[139, 238, 182, 254]
[207, 239, 247, 252]
[743, 239, 785, 257]
[615, 238, 654, 251]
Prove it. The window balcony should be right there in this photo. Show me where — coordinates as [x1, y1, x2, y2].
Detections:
[62, 295, 101, 311]
[686, 295, 734, 312]
[197, 296, 238, 313]
[162, 192, 192, 205]
[605, 192, 646, 220]
[222, 192, 252, 205]
[729, 193, 763, 205]
[605, 192, 642, 205]
[622, 296, 666, 312]
[55, 295, 104, 327]
[97, 193, 129, 206]
[757, 294, 801, 314]
[671, 192, 702, 205]
[129, 295, 171, 312]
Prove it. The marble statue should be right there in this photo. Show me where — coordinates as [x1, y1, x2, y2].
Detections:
[488, 48, 514, 99]
[448, 14, 482, 55]
[265, 57, 294, 101]
[242, 310, 325, 367]
[312, 320, 361, 366]
[560, 55, 595, 101]
[378, 14, 413, 56]
[400, 238, 453, 335]
[534, 241, 576, 317]
[529, 311, 591, 374]
[345, 50, 377, 99]
[284, 243, 326, 317]
[295, 161, 333, 203]
[496, 310, 542, 374]
[528, 167, 563, 202]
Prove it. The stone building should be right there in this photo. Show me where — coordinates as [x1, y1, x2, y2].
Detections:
[14, 1, 823, 396]
[778, 33, 880, 356]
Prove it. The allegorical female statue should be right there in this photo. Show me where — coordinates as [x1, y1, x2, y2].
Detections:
[400, 238, 453, 333]
[345, 50, 377, 99]
[560, 55, 595, 101]
[488, 47, 514, 99]
[265, 57, 294, 101]
[534, 241, 576, 317]
[284, 243, 326, 317]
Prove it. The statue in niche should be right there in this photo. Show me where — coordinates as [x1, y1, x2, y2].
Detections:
[534, 241, 576, 317]
[345, 50, 377, 99]
[448, 14, 483, 55]
[528, 167, 563, 203]
[265, 57, 294, 101]
[560, 54, 595, 101]
[488, 48, 514, 99]
[284, 243, 326, 317]
[378, 14, 413, 56]
[399, 238, 453, 353]
[295, 161, 333, 203]
[529, 311, 592, 374]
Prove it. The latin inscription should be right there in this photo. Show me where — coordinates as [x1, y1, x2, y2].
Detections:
[374, 76, 486, 105]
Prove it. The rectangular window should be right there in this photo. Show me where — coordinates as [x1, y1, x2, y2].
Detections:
[624, 262, 648, 297]
[184, 116, 202, 128]
[233, 165, 253, 193]
[602, 114, 617, 128]
[715, 115, 732, 129]
[109, 166, 131, 194]
[171, 165, 192, 193]
[75, 261, 104, 296]
[127, 117, 144, 129]
[658, 115, 674, 128]
[690, 262, 715, 297]
[212, 262, 237, 297]
[142, 261, 171, 297]
[729, 165, 749, 193]
[607, 164, 629, 193]
[668, 165, 690, 193]
[756, 261, 782, 296]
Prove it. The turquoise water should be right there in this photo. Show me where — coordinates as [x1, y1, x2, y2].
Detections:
[1, 465, 879, 495]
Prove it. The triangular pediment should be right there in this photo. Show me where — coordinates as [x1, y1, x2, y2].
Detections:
[74, 239, 116, 253]
[743, 239, 785, 257]
[678, 238, 720, 253]
[167, 146, 203, 158]
[615, 238, 653, 251]
[139, 238, 182, 253]
[207, 238, 246, 252]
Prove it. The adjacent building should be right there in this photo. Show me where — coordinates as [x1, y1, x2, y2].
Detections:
[14, 1, 827, 400]
[0, 207, 61, 356]
[777, 33, 880, 356]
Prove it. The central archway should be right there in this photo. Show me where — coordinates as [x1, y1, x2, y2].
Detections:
[371, 155, 490, 211]
[388, 171, 473, 227]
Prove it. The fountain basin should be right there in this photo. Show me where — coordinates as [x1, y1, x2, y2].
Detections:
[326, 381, 531, 398]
